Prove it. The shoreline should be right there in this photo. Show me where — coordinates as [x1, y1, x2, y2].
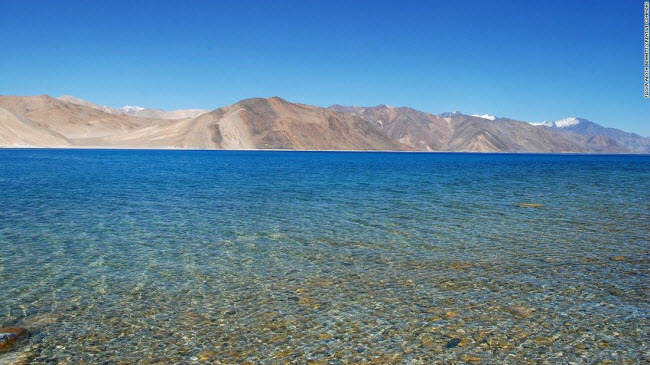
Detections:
[0, 146, 649, 156]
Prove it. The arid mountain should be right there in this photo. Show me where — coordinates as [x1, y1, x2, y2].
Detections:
[0, 95, 645, 153]
[330, 105, 584, 153]
[56, 95, 116, 114]
[329, 104, 453, 151]
[182, 97, 405, 150]
[0, 95, 405, 150]
[445, 115, 585, 153]
[0, 106, 70, 147]
[0, 95, 172, 143]
[531, 118, 650, 153]
[56, 95, 209, 120]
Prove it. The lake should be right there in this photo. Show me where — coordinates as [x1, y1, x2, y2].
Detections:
[0, 149, 648, 363]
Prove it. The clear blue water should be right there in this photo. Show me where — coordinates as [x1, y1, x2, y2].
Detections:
[0, 149, 648, 363]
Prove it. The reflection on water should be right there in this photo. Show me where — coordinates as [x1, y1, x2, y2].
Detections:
[0, 150, 648, 363]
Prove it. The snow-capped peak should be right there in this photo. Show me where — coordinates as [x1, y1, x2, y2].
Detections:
[471, 114, 496, 120]
[121, 105, 145, 113]
[530, 121, 555, 127]
[554, 117, 581, 128]
[531, 117, 583, 128]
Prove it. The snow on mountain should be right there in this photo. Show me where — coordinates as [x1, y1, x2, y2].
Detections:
[56, 96, 208, 119]
[529, 117, 650, 153]
[530, 121, 555, 127]
[554, 117, 581, 128]
[121, 105, 145, 113]
[439, 112, 497, 120]
[531, 117, 583, 128]
[471, 114, 496, 120]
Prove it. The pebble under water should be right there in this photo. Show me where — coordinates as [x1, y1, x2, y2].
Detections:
[0, 150, 648, 364]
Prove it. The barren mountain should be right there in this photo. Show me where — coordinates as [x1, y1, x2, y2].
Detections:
[445, 115, 584, 152]
[182, 97, 405, 150]
[329, 104, 453, 151]
[532, 118, 650, 153]
[0, 95, 644, 153]
[0, 95, 405, 150]
[0, 106, 70, 147]
[119, 106, 210, 120]
[330, 105, 584, 153]
[75, 97, 406, 150]
[0, 95, 172, 143]
[57, 95, 209, 120]
[57, 95, 116, 113]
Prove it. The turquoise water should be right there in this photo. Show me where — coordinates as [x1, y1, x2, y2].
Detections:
[0, 150, 648, 363]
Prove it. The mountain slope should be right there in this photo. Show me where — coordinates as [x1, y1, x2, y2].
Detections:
[56, 95, 209, 120]
[330, 105, 584, 153]
[532, 118, 650, 153]
[0, 95, 171, 142]
[119, 106, 210, 120]
[329, 104, 453, 151]
[446, 115, 585, 153]
[0, 95, 406, 150]
[1, 95, 646, 153]
[0, 106, 70, 147]
[186, 97, 406, 150]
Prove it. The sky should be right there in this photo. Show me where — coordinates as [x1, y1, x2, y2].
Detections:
[1, 0, 648, 135]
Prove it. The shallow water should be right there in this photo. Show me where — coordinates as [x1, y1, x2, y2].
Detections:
[0, 150, 648, 364]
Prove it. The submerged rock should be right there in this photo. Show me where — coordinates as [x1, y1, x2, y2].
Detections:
[449, 261, 472, 270]
[0, 345, 34, 365]
[22, 312, 61, 330]
[504, 305, 533, 319]
[518, 203, 543, 208]
[446, 338, 462, 348]
[0, 327, 28, 352]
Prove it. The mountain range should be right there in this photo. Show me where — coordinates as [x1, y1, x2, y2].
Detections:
[0, 94, 647, 153]
[56, 95, 209, 120]
[530, 117, 650, 153]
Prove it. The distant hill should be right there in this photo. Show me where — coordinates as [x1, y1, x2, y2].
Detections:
[182, 97, 404, 150]
[0, 95, 172, 142]
[531, 118, 650, 153]
[0, 94, 646, 153]
[329, 105, 584, 153]
[0, 106, 70, 147]
[0, 95, 404, 150]
[56, 95, 209, 120]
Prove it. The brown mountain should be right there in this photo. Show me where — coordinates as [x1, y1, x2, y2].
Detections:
[329, 105, 585, 153]
[0, 95, 173, 144]
[0, 95, 404, 150]
[0, 106, 70, 147]
[329, 104, 453, 151]
[531, 118, 649, 153]
[56, 95, 209, 120]
[1, 94, 641, 153]
[182, 97, 404, 150]
[445, 115, 585, 152]
[558, 133, 632, 153]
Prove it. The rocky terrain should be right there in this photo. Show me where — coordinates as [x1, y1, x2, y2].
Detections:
[329, 105, 586, 153]
[57, 95, 209, 120]
[531, 117, 650, 153]
[0, 94, 647, 153]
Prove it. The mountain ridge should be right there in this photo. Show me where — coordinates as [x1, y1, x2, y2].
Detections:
[0, 95, 405, 150]
[56, 95, 209, 120]
[328, 105, 585, 153]
[0, 94, 647, 153]
[528, 117, 650, 153]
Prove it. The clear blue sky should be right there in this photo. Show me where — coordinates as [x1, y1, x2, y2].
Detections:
[1, 0, 648, 135]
